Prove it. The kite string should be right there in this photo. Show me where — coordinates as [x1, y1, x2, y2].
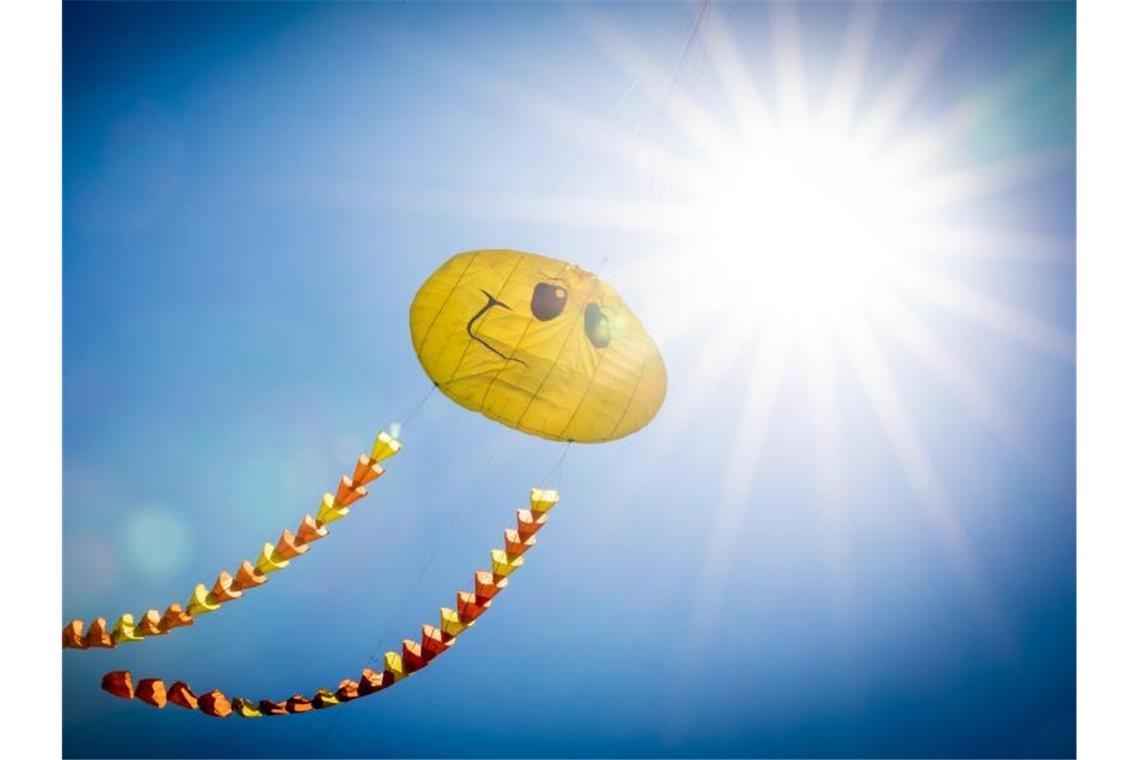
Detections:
[366, 428, 506, 664]
[397, 383, 437, 433]
[598, 0, 710, 274]
[503, 1, 699, 252]
[642, 0, 709, 190]
[542, 441, 573, 491]
[500, 1, 709, 275]
[504, 60, 646, 251]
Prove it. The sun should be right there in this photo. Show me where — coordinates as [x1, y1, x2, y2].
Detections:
[689, 132, 912, 332]
[434, 0, 1073, 656]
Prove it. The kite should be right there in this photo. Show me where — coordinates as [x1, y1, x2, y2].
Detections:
[411, 249, 667, 442]
[73, 249, 666, 718]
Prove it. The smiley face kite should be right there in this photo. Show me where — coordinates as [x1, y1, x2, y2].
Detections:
[410, 249, 667, 443]
[82, 249, 670, 720]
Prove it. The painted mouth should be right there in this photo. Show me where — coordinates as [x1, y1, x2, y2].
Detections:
[466, 289, 528, 367]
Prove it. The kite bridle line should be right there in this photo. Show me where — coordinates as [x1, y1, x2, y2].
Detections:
[542, 440, 573, 492]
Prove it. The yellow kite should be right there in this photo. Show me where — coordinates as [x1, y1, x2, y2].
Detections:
[77, 250, 667, 719]
[411, 249, 667, 442]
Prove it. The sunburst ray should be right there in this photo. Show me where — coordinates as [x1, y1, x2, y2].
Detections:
[871, 294, 1028, 447]
[852, 9, 961, 151]
[375, 4, 1071, 646]
[898, 268, 1075, 360]
[819, 1, 881, 141]
[768, 2, 811, 134]
[685, 326, 792, 652]
[836, 313, 1008, 642]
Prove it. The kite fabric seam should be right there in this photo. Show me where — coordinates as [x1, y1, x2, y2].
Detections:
[61, 431, 403, 651]
[99, 487, 561, 718]
[475, 259, 575, 412]
[513, 272, 606, 434]
[414, 249, 481, 357]
[606, 350, 653, 440]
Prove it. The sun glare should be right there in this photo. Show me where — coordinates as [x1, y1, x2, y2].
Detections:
[693, 134, 911, 329]
[444, 1, 1073, 662]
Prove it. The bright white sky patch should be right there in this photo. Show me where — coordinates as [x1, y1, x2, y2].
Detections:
[688, 135, 912, 332]
[439, 0, 1074, 664]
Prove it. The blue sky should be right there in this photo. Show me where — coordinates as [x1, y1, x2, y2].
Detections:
[63, 2, 1075, 757]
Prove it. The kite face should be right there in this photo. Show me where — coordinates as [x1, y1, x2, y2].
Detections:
[410, 249, 667, 442]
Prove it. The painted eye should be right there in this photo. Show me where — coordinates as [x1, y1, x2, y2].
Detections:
[530, 282, 567, 321]
[584, 303, 611, 349]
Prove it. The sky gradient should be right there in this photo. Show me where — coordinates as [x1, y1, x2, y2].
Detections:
[63, 2, 1075, 757]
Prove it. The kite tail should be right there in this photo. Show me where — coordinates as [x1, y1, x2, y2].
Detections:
[100, 488, 560, 718]
[63, 431, 403, 651]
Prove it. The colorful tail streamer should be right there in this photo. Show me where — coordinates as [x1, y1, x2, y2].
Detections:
[63, 432, 403, 650]
[100, 488, 560, 717]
